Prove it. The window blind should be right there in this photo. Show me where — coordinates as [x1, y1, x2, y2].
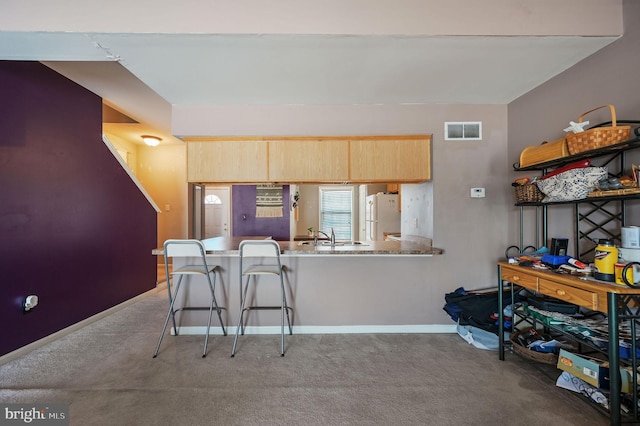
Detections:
[319, 188, 352, 240]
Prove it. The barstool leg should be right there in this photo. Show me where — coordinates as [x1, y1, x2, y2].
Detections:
[207, 269, 227, 337]
[280, 296, 285, 356]
[203, 290, 215, 357]
[153, 280, 182, 358]
[169, 276, 183, 336]
[212, 295, 226, 335]
[279, 275, 285, 356]
[231, 276, 250, 357]
[283, 281, 293, 335]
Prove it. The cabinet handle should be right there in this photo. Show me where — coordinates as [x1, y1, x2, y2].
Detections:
[556, 289, 566, 296]
[512, 275, 520, 281]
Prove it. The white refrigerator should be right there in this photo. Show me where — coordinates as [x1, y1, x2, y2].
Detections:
[365, 193, 401, 241]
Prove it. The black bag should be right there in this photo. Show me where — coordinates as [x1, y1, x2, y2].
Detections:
[444, 287, 515, 334]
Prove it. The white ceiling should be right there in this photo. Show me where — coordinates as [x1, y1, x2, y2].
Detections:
[75, 34, 618, 106]
[0, 30, 620, 145]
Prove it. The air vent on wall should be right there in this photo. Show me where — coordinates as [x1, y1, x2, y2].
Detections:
[444, 122, 482, 141]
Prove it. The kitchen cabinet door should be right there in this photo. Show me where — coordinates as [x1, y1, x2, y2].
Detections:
[349, 136, 431, 182]
[268, 139, 349, 182]
[186, 140, 268, 182]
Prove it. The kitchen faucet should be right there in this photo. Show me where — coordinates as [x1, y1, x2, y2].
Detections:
[316, 229, 336, 245]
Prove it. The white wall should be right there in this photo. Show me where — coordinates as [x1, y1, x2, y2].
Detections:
[401, 183, 434, 239]
[103, 131, 139, 175]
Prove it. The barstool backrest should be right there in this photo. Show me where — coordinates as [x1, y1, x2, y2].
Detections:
[164, 239, 207, 258]
[239, 240, 281, 259]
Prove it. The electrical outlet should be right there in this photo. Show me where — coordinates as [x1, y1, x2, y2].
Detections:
[470, 188, 486, 198]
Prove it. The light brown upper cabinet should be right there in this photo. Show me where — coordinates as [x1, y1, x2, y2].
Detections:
[186, 139, 268, 182]
[184, 134, 431, 183]
[268, 138, 349, 182]
[349, 136, 431, 182]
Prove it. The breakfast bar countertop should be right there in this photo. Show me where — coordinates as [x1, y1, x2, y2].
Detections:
[152, 236, 442, 256]
[279, 239, 442, 255]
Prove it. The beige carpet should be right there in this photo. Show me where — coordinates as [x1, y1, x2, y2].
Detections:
[0, 289, 608, 426]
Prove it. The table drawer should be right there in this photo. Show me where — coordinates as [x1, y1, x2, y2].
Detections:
[539, 278, 598, 310]
[501, 268, 538, 291]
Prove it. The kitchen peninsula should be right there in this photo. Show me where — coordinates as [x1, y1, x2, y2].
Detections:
[153, 236, 445, 335]
[183, 236, 442, 256]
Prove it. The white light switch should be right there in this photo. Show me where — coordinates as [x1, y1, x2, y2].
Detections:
[470, 188, 485, 198]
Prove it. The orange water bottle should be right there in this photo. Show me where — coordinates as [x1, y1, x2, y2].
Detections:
[594, 239, 618, 282]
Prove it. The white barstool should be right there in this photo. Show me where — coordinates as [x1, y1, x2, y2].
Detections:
[153, 239, 226, 358]
[231, 240, 292, 357]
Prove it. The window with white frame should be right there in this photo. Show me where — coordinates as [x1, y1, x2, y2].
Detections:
[319, 186, 354, 240]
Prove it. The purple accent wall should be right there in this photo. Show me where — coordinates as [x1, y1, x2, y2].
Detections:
[0, 61, 157, 357]
[232, 185, 290, 240]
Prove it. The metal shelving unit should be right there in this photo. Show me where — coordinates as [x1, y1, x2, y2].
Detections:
[506, 121, 640, 425]
[513, 122, 640, 261]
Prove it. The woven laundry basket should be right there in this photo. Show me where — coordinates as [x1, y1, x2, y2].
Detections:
[510, 330, 558, 365]
[566, 105, 631, 154]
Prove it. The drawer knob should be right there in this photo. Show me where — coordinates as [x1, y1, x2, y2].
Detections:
[556, 289, 566, 296]
[513, 275, 520, 281]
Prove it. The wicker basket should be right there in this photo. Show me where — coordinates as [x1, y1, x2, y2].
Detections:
[566, 105, 631, 155]
[518, 138, 569, 168]
[510, 330, 558, 365]
[515, 183, 545, 203]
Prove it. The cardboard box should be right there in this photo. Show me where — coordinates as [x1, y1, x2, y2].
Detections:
[557, 349, 635, 394]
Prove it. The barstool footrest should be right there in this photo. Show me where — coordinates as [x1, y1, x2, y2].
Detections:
[175, 306, 227, 312]
[243, 306, 292, 312]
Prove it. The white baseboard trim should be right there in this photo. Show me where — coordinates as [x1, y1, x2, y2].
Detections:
[0, 287, 162, 365]
[173, 324, 457, 335]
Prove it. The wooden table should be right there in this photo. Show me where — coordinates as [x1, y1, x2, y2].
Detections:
[497, 261, 640, 425]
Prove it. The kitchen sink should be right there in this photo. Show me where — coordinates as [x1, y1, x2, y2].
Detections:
[297, 241, 369, 247]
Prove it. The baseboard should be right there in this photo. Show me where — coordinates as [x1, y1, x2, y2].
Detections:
[172, 324, 457, 335]
[0, 287, 162, 365]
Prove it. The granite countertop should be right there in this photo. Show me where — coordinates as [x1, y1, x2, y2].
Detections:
[278, 240, 442, 255]
[152, 236, 442, 256]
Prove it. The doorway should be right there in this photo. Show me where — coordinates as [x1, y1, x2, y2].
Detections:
[204, 186, 230, 238]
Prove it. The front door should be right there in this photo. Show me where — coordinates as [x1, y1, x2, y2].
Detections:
[204, 186, 230, 238]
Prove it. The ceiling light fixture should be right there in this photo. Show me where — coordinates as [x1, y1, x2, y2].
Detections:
[142, 135, 161, 147]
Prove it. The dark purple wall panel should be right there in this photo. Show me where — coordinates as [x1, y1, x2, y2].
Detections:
[232, 185, 290, 240]
[0, 61, 157, 356]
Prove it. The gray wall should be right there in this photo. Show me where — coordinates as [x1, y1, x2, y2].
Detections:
[508, 0, 640, 254]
